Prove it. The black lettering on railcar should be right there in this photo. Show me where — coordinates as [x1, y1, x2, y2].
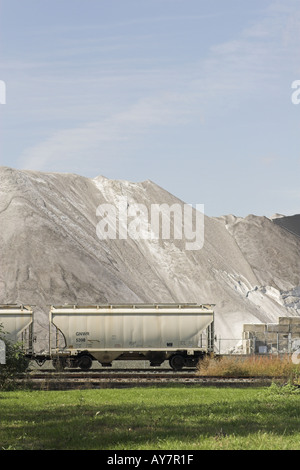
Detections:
[75, 332, 90, 343]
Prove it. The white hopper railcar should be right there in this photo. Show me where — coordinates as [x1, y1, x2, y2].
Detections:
[49, 303, 215, 370]
[0, 304, 34, 354]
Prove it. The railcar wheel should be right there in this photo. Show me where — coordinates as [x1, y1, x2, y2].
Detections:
[169, 354, 185, 371]
[52, 358, 67, 371]
[78, 354, 93, 370]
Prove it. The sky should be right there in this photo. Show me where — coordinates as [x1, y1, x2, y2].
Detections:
[0, 0, 300, 217]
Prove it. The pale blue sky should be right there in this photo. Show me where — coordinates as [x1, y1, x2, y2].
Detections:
[0, 0, 299, 216]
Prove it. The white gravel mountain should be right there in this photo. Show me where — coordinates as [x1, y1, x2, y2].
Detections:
[0, 166, 299, 350]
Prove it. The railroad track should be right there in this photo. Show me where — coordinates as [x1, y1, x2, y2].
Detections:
[17, 368, 275, 390]
[26, 367, 191, 374]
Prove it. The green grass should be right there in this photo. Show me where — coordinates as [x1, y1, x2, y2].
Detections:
[1, 385, 300, 450]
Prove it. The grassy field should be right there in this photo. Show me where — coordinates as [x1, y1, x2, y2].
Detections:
[1, 384, 300, 450]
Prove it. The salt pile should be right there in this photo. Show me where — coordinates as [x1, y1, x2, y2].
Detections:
[0, 166, 299, 350]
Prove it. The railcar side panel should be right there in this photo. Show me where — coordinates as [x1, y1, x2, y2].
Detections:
[0, 305, 33, 353]
[50, 304, 214, 366]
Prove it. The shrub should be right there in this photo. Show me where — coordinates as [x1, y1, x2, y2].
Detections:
[266, 381, 300, 396]
[0, 323, 29, 390]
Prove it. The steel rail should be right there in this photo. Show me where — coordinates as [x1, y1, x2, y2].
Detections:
[16, 370, 276, 390]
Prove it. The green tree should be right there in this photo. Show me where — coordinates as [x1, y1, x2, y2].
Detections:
[0, 323, 29, 390]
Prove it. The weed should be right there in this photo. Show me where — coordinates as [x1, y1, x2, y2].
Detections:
[197, 354, 300, 380]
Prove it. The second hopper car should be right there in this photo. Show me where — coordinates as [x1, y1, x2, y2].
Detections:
[0, 304, 33, 354]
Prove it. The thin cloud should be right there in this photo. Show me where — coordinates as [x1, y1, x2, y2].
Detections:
[19, 92, 197, 172]
[17, 1, 300, 173]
